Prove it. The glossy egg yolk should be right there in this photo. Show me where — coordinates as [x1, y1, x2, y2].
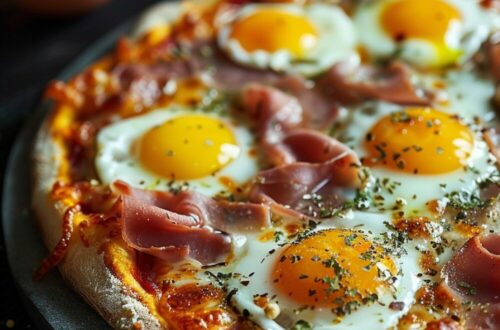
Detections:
[365, 108, 474, 174]
[229, 8, 318, 58]
[380, 0, 462, 65]
[272, 229, 396, 308]
[139, 115, 239, 180]
[380, 0, 461, 43]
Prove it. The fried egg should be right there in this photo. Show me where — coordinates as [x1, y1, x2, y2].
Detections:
[354, 0, 500, 68]
[343, 102, 497, 213]
[95, 106, 259, 197]
[218, 3, 357, 76]
[217, 212, 424, 329]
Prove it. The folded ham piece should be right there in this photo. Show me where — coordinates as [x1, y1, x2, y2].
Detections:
[240, 84, 360, 219]
[442, 234, 500, 330]
[113, 181, 270, 265]
[318, 60, 431, 106]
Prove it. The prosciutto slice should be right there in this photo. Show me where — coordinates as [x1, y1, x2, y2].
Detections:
[442, 234, 500, 330]
[113, 181, 270, 265]
[442, 234, 500, 302]
[240, 84, 360, 218]
[318, 60, 430, 106]
[490, 42, 500, 83]
[266, 60, 429, 130]
[274, 75, 340, 130]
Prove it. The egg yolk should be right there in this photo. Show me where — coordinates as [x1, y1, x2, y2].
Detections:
[272, 229, 396, 308]
[139, 115, 239, 180]
[380, 0, 462, 65]
[364, 108, 474, 174]
[381, 0, 462, 43]
[229, 8, 318, 57]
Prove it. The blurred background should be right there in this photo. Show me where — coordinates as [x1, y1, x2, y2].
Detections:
[0, 0, 159, 327]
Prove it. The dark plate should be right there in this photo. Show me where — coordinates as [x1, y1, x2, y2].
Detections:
[1, 22, 132, 330]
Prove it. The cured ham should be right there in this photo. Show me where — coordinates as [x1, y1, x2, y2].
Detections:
[442, 234, 500, 330]
[114, 181, 270, 264]
[318, 61, 430, 106]
[442, 234, 500, 302]
[240, 84, 360, 218]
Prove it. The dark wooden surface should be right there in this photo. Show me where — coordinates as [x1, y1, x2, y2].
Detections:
[0, 1, 158, 328]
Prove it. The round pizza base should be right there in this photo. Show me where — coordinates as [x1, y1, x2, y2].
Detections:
[29, 1, 500, 329]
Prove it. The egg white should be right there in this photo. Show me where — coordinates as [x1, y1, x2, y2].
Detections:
[354, 0, 500, 68]
[214, 211, 425, 330]
[218, 3, 358, 77]
[95, 106, 259, 197]
[342, 101, 497, 214]
[419, 68, 497, 121]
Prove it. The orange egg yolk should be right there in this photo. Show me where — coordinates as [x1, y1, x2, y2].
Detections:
[272, 229, 396, 308]
[364, 108, 474, 174]
[229, 8, 318, 57]
[380, 0, 462, 44]
[139, 115, 239, 180]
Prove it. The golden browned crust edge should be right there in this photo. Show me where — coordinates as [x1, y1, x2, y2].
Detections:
[29, 2, 191, 329]
[31, 114, 162, 329]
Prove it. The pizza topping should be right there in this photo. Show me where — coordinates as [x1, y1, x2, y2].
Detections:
[490, 42, 500, 83]
[483, 128, 500, 168]
[159, 283, 237, 328]
[441, 234, 500, 329]
[35, 204, 80, 280]
[120, 195, 231, 265]
[442, 233, 500, 302]
[240, 83, 303, 165]
[274, 75, 340, 130]
[114, 181, 270, 264]
[318, 61, 430, 106]
[250, 152, 359, 219]
[114, 180, 270, 231]
[240, 84, 360, 218]
[465, 303, 500, 330]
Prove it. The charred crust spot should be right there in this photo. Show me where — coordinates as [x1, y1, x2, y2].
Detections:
[162, 284, 224, 312]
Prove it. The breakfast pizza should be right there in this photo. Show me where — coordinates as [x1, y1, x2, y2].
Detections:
[32, 0, 500, 329]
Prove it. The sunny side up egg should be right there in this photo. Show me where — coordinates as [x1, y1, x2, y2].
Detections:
[95, 107, 259, 197]
[215, 212, 424, 330]
[343, 102, 496, 214]
[218, 3, 357, 76]
[354, 0, 500, 68]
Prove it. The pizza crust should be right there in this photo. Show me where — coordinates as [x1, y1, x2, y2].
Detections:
[30, 3, 191, 328]
[32, 113, 162, 329]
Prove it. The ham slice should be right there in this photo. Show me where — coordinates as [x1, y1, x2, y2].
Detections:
[442, 234, 500, 330]
[240, 84, 360, 218]
[490, 43, 500, 83]
[442, 234, 500, 302]
[466, 303, 500, 330]
[318, 61, 430, 106]
[269, 61, 429, 130]
[113, 181, 270, 265]
[274, 75, 340, 130]
[249, 152, 358, 218]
